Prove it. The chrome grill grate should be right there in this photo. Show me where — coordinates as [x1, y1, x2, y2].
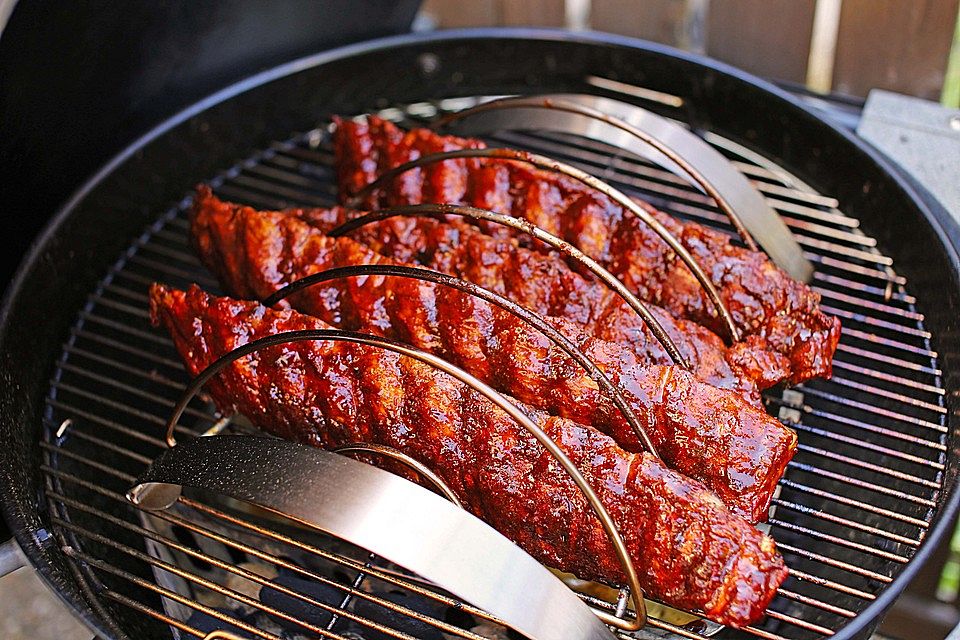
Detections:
[40, 94, 947, 640]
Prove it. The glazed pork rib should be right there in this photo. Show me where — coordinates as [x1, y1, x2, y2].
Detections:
[191, 190, 797, 523]
[150, 283, 787, 627]
[246, 190, 792, 396]
[334, 116, 841, 385]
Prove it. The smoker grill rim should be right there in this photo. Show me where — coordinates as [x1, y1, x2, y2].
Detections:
[0, 27, 957, 640]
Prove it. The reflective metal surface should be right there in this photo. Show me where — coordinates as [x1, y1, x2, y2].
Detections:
[438, 94, 814, 282]
[347, 148, 741, 342]
[128, 435, 617, 640]
[158, 328, 648, 630]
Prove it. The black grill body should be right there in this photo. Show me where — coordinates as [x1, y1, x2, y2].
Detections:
[1, 29, 958, 640]
[0, 0, 420, 288]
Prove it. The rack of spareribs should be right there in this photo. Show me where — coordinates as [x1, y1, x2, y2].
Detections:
[149, 114, 841, 630]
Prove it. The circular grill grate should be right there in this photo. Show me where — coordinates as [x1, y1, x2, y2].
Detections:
[40, 96, 947, 640]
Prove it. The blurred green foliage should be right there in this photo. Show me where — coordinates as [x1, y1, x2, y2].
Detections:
[943, 9, 960, 107]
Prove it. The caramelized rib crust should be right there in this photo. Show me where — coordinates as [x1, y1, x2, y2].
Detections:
[191, 191, 797, 523]
[333, 116, 841, 385]
[150, 283, 788, 627]
[252, 190, 790, 396]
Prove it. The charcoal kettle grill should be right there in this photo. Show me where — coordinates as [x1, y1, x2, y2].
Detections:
[1, 29, 958, 640]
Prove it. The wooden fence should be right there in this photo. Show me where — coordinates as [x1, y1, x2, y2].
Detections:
[421, 0, 959, 100]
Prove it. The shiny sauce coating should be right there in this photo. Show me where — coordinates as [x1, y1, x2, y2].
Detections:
[151, 284, 787, 627]
[334, 117, 841, 385]
[190, 193, 797, 523]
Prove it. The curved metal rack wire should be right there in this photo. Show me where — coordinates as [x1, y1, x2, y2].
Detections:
[346, 147, 741, 342]
[36, 95, 946, 640]
[331, 443, 464, 508]
[434, 95, 759, 249]
[261, 263, 658, 455]
[161, 327, 647, 631]
[325, 203, 690, 370]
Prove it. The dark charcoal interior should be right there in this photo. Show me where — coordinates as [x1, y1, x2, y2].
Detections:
[2, 31, 959, 640]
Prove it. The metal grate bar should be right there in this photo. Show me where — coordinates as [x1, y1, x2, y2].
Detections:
[841, 328, 937, 358]
[102, 589, 247, 640]
[768, 519, 910, 563]
[56, 363, 212, 422]
[63, 345, 187, 390]
[47, 425, 154, 466]
[792, 448, 940, 494]
[777, 588, 855, 617]
[787, 568, 875, 600]
[52, 380, 212, 428]
[771, 499, 921, 546]
[764, 610, 834, 636]
[768, 400, 946, 449]
[230, 174, 338, 206]
[814, 273, 914, 304]
[806, 254, 905, 284]
[70, 327, 185, 370]
[46, 399, 171, 448]
[794, 388, 946, 433]
[78, 310, 173, 346]
[786, 420, 945, 469]
[777, 543, 893, 583]
[102, 282, 152, 304]
[804, 407, 946, 451]
[772, 200, 857, 227]
[813, 288, 922, 320]
[820, 306, 930, 339]
[37, 105, 950, 640]
[799, 239, 891, 265]
[738, 626, 794, 640]
[92, 296, 152, 321]
[128, 255, 219, 288]
[68, 549, 296, 640]
[153, 227, 195, 245]
[831, 360, 944, 395]
[49, 500, 461, 640]
[40, 441, 137, 481]
[139, 240, 207, 265]
[835, 343, 939, 376]
[135, 243, 210, 269]
[754, 184, 839, 210]
[766, 215, 873, 247]
[104, 282, 151, 303]
[778, 478, 930, 528]
[822, 376, 944, 413]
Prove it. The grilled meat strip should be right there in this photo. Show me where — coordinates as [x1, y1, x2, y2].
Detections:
[241, 190, 792, 396]
[191, 191, 797, 523]
[150, 283, 788, 627]
[334, 116, 841, 385]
